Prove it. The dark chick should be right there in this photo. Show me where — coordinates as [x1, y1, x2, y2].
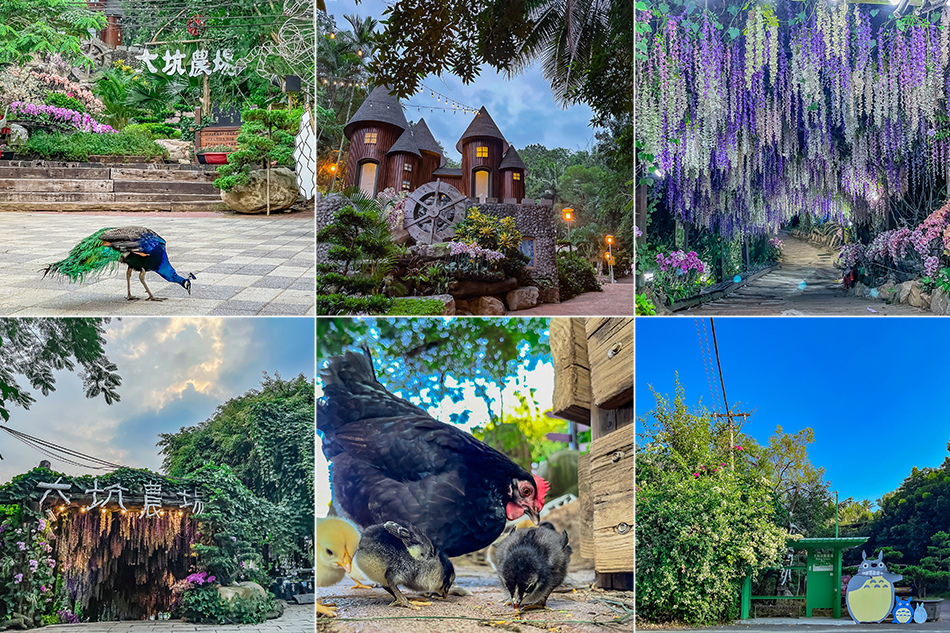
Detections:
[318, 347, 549, 557]
[353, 521, 455, 610]
[494, 523, 572, 611]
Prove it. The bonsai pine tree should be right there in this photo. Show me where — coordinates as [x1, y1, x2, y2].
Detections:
[898, 532, 950, 598]
[214, 108, 301, 192]
[317, 187, 401, 314]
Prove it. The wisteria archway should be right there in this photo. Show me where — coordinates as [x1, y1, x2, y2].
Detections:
[636, 0, 950, 237]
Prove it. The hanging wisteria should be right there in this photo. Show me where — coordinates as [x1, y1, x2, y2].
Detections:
[636, 0, 950, 236]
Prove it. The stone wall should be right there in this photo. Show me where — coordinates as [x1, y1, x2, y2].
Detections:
[315, 194, 350, 265]
[475, 199, 558, 299]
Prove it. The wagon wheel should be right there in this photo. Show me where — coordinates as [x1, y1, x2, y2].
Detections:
[403, 181, 469, 244]
[71, 38, 112, 82]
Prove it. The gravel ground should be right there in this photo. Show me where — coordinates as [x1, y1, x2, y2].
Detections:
[316, 562, 630, 633]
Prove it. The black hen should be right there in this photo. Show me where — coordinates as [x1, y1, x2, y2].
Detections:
[318, 348, 548, 557]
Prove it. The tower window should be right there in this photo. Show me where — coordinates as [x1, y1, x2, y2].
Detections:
[402, 179, 411, 190]
[513, 172, 521, 180]
[404, 163, 412, 172]
[476, 146, 488, 158]
[364, 131, 377, 144]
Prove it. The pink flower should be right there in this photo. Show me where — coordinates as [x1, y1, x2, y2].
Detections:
[13, 574, 22, 584]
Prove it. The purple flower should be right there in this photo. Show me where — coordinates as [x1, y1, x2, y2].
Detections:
[16, 541, 25, 551]
[13, 574, 22, 584]
[29, 559, 38, 573]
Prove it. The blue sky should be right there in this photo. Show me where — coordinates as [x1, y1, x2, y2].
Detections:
[0, 318, 314, 484]
[322, 0, 599, 161]
[636, 318, 950, 506]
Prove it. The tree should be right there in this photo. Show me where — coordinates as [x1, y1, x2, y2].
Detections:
[316, 318, 551, 423]
[0, 318, 121, 425]
[637, 380, 786, 624]
[367, 0, 631, 123]
[0, 0, 105, 66]
[157, 373, 315, 538]
[899, 531, 950, 597]
[759, 426, 833, 536]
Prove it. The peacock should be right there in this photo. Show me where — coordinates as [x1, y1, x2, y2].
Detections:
[43, 226, 196, 301]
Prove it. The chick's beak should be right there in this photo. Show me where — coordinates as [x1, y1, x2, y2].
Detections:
[341, 550, 352, 574]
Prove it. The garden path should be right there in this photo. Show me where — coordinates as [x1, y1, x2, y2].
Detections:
[681, 232, 925, 316]
[0, 211, 314, 316]
[317, 562, 627, 633]
[38, 603, 314, 633]
[511, 274, 635, 316]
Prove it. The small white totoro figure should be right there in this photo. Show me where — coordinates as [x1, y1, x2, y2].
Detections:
[913, 602, 927, 624]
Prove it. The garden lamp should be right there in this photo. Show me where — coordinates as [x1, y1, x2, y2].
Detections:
[563, 208, 574, 254]
[605, 235, 615, 284]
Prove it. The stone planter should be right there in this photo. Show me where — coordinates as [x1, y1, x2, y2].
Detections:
[911, 598, 943, 622]
[197, 152, 231, 165]
[220, 167, 298, 214]
[0, 152, 13, 160]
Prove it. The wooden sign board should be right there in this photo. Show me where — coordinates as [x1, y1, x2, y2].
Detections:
[197, 126, 240, 149]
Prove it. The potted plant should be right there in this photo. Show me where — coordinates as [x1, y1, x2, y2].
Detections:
[213, 108, 301, 214]
[0, 143, 13, 160]
[195, 144, 236, 165]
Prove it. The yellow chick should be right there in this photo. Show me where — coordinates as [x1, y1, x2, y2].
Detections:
[316, 516, 368, 617]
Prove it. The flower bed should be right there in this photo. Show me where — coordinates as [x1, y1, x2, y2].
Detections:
[9, 102, 114, 134]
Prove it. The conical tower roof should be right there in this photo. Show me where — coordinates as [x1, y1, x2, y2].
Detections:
[499, 146, 526, 171]
[456, 106, 509, 153]
[344, 86, 409, 140]
[387, 127, 422, 158]
[412, 119, 446, 166]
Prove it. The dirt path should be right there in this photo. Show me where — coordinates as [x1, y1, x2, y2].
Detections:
[511, 276, 634, 317]
[681, 232, 924, 316]
[317, 563, 628, 633]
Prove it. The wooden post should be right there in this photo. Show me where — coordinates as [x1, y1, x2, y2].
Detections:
[202, 73, 211, 118]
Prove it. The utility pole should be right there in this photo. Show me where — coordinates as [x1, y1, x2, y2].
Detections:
[710, 318, 753, 470]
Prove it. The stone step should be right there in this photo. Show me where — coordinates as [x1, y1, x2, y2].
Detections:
[0, 166, 219, 182]
[0, 191, 220, 203]
[0, 178, 217, 195]
[0, 159, 218, 171]
[0, 200, 229, 212]
[110, 167, 218, 182]
[113, 180, 217, 194]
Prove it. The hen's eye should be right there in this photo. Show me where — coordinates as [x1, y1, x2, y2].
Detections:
[522, 487, 532, 496]
[326, 548, 333, 555]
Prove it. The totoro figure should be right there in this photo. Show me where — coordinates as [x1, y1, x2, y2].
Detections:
[846, 550, 903, 623]
[913, 602, 928, 624]
[892, 596, 913, 624]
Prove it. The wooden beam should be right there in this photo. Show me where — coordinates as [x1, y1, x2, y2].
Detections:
[585, 318, 634, 411]
[550, 317, 592, 423]
[590, 423, 634, 575]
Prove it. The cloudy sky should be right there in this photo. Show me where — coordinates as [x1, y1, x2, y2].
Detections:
[323, 0, 599, 161]
[0, 318, 314, 484]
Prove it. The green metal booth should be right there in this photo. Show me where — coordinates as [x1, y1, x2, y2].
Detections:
[741, 536, 868, 620]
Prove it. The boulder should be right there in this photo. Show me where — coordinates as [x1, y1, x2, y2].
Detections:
[878, 280, 900, 302]
[221, 167, 298, 214]
[900, 281, 915, 304]
[470, 296, 505, 316]
[218, 581, 268, 604]
[154, 139, 193, 163]
[449, 277, 518, 298]
[853, 281, 866, 297]
[410, 243, 453, 259]
[430, 293, 456, 316]
[538, 286, 560, 304]
[908, 281, 931, 310]
[506, 286, 539, 311]
[455, 299, 470, 312]
[931, 287, 950, 315]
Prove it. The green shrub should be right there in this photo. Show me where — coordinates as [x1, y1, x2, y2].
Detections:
[21, 130, 167, 161]
[636, 293, 656, 316]
[125, 122, 180, 140]
[385, 297, 446, 315]
[316, 293, 393, 315]
[44, 93, 85, 113]
[557, 252, 602, 301]
[179, 585, 273, 625]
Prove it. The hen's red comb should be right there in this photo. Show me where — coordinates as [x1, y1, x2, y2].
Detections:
[533, 475, 550, 506]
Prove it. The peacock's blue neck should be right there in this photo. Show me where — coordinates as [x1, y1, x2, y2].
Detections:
[154, 251, 185, 285]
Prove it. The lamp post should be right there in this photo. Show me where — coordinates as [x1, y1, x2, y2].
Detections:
[563, 208, 574, 254]
[606, 235, 615, 284]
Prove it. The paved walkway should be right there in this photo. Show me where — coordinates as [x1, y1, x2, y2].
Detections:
[0, 212, 314, 316]
[675, 617, 948, 631]
[681, 233, 924, 316]
[512, 275, 635, 316]
[317, 563, 626, 633]
[39, 603, 314, 633]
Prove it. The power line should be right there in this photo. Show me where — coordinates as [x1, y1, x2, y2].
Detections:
[1, 425, 124, 471]
[709, 318, 752, 471]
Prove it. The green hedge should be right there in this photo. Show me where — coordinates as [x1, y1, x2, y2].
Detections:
[21, 130, 167, 161]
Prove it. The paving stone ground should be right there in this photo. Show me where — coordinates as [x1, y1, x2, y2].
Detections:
[317, 562, 628, 633]
[0, 212, 314, 316]
[37, 603, 314, 633]
[680, 232, 925, 316]
[510, 275, 635, 316]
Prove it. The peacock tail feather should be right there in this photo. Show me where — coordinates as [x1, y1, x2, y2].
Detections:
[44, 228, 123, 283]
